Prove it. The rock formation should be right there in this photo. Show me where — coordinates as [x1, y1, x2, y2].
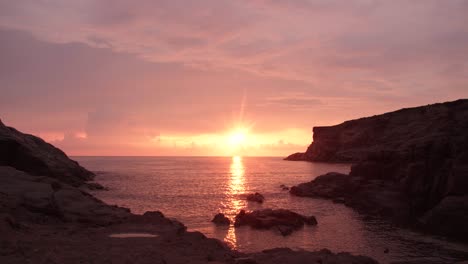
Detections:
[246, 192, 265, 203]
[211, 213, 231, 225]
[286, 99, 468, 241]
[234, 209, 317, 236]
[0, 119, 95, 186]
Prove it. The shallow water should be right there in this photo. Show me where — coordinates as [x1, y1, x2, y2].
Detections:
[75, 156, 468, 264]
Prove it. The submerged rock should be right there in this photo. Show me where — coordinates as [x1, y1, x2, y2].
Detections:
[211, 213, 231, 225]
[234, 209, 317, 236]
[247, 192, 265, 203]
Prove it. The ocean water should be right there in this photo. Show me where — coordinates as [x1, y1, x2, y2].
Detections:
[75, 156, 468, 264]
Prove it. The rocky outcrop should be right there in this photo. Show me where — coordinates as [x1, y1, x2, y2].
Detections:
[211, 213, 231, 225]
[246, 192, 265, 203]
[287, 99, 468, 241]
[286, 99, 468, 162]
[234, 209, 317, 236]
[0, 119, 95, 186]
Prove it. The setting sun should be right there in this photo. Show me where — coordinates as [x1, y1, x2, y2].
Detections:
[228, 129, 247, 146]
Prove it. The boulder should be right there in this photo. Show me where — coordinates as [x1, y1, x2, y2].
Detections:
[211, 213, 231, 226]
[234, 209, 317, 235]
[246, 192, 265, 203]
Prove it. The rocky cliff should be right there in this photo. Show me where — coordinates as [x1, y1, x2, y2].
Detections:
[287, 99, 468, 241]
[0, 119, 94, 186]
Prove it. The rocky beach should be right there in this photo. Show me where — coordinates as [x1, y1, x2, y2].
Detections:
[0, 119, 379, 263]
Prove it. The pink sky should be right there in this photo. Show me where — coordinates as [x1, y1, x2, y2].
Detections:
[1, 0, 467, 156]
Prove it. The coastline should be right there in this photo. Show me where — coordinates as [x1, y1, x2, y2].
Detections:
[0, 120, 378, 263]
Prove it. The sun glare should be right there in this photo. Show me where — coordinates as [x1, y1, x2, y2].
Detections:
[228, 129, 247, 147]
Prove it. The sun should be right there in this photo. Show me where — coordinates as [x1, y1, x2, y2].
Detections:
[228, 128, 247, 147]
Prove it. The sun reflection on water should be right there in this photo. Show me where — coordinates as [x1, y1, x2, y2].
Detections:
[224, 155, 246, 247]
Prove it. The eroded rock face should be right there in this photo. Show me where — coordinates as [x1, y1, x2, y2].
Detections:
[287, 100, 468, 241]
[0, 120, 94, 186]
[234, 209, 317, 236]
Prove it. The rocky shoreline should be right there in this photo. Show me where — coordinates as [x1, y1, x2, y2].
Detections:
[0, 119, 378, 263]
[286, 99, 468, 242]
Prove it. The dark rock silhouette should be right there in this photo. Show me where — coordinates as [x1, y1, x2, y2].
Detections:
[286, 99, 468, 241]
[211, 213, 231, 225]
[246, 192, 265, 203]
[0, 119, 95, 187]
[234, 209, 317, 236]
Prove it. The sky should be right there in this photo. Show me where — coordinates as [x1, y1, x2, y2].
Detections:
[1, 0, 467, 156]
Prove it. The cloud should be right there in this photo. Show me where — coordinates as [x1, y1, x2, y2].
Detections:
[1, 1, 468, 155]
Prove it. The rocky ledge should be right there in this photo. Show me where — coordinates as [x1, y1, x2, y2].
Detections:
[286, 99, 468, 241]
[0, 120, 378, 263]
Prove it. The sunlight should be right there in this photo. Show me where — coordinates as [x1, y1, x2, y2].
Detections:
[229, 156, 245, 194]
[228, 127, 248, 148]
[224, 155, 246, 247]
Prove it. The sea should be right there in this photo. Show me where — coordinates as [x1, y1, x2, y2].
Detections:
[74, 156, 468, 264]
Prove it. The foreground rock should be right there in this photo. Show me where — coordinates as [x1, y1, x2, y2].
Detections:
[286, 99, 468, 241]
[234, 209, 317, 236]
[0, 119, 95, 186]
[249, 248, 378, 264]
[246, 192, 265, 203]
[0, 166, 131, 226]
